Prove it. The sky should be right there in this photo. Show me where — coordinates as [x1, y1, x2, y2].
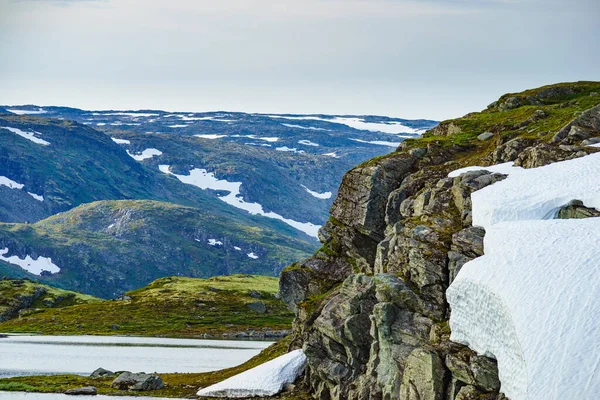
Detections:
[0, 0, 598, 120]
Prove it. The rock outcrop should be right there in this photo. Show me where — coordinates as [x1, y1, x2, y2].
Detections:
[279, 82, 600, 400]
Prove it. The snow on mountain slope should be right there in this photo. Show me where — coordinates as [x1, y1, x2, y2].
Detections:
[447, 152, 600, 400]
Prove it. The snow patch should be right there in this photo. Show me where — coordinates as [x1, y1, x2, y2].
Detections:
[27, 192, 44, 202]
[93, 112, 159, 117]
[0, 248, 61, 275]
[234, 246, 242, 251]
[322, 152, 341, 158]
[0, 176, 24, 190]
[247, 252, 259, 260]
[159, 165, 320, 237]
[195, 134, 228, 140]
[302, 185, 332, 199]
[111, 137, 131, 145]
[276, 146, 305, 154]
[281, 123, 329, 131]
[448, 162, 521, 178]
[298, 139, 319, 147]
[270, 115, 423, 134]
[127, 148, 163, 161]
[208, 239, 223, 246]
[197, 349, 306, 398]
[168, 124, 188, 128]
[1, 127, 50, 146]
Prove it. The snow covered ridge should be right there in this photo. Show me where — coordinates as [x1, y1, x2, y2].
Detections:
[447, 152, 600, 400]
[1, 126, 50, 145]
[158, 165, 320, 238]
[0, 248, 61, 275]
[269, 115, 425, 135]
[197, 349, 307, 398]
[447, 219, 600, 400]
[6, 108, 47, 115]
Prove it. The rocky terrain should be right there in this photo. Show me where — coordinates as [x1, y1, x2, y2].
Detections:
[279, 81, 600, 400]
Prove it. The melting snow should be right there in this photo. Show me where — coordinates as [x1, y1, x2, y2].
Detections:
[0, 248, 61, 275]
[127, 148, 163, 161]
[208, 239, 223, 246]
[298, 140, 319, 147]
[247, 252, 259, 260]
[111, 137, 131, 145]
[6, 108, 47, 115]
[195, 134, 228, 140]
[159, 165, 320, 237]
[0, 176, 24, 190]
[447, 152, 600, 400]
[1, 127, 50, 146]
[301, 185, 332, 199]
[197, 349, 306, 398]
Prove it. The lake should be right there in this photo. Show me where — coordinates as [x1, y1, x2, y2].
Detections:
[0, 334, 272, 378]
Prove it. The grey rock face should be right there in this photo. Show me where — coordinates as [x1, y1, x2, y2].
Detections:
[400, 348, 445, 400]
[111, 372, 164, 391]
[247, 301, 267, 313]
[90, 367, 115, 378]
[477, 132, 494, 141]
[65, 386, 97, 395]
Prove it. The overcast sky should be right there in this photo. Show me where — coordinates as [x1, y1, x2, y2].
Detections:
[0, 0, 598, 120]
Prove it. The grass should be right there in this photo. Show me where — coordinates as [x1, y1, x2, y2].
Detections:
[0, 336, 309, 399]
[0, 275, 294, 338]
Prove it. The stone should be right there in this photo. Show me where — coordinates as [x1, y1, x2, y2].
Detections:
[477, 132, 494, 141]
[557, 200, 600, 219]
[90, 367, 115, 378]
[446, 350, 500, 392]
[65, 386, 97, 395]
[111, 372, 164, 391]
[498, 96, 522, 111]
[399, 348, 445, 400]
[582, 137, 600, 146]
[409, 147, 427, 158]
[248, 290, 262, 299]
[247, 301, 267, 314]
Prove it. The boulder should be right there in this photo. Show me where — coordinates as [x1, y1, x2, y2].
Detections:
[90, 367, 115, 378]
[477, 132, 494, 141]
[64, 386, 97, 396]
[246, 301, 267, 314]
[111, 372, 164, 391]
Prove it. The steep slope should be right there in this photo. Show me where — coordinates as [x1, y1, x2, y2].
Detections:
[0, 275, 293, 338]
[0, 278, 99, 322]
[279, 81, 600, 400]
[0, 200, 315, 298]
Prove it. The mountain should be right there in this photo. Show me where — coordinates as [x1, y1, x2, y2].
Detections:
[0, 200, 315, 298]
[0, 274, 293, 338]
[0, 278, 99, 322]
[278, 81, 600, 399]
[0, 107, 437, 231]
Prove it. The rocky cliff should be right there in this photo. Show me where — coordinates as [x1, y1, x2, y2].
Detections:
[279, 81, 600, 400]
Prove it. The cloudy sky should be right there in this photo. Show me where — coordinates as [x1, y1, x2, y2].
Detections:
[0, 0, 598, 120]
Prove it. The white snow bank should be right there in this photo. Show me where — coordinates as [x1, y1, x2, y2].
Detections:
[111, 137, 131, 145]
[6, 108, 47, 115]
[127, 148, 163, 161]
[208, 239, 223, 246]
[0, 248, 61, 275]
[0, 176, 24, 190]
[468, 152, 600, 230]
[447, 162, 521, 178]
[447, 219, 600, 400]
[302, 185, 332, 200]
[195, 134, 227, 140]
[1, 127, 50, 146]
[197, 349, 306, 398]
[159, 165, 320, 238]
[298, 139, 319, 147]
[247, 252, 259, 260]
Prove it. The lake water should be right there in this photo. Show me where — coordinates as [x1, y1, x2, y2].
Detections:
[0, 334, 272, 378]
